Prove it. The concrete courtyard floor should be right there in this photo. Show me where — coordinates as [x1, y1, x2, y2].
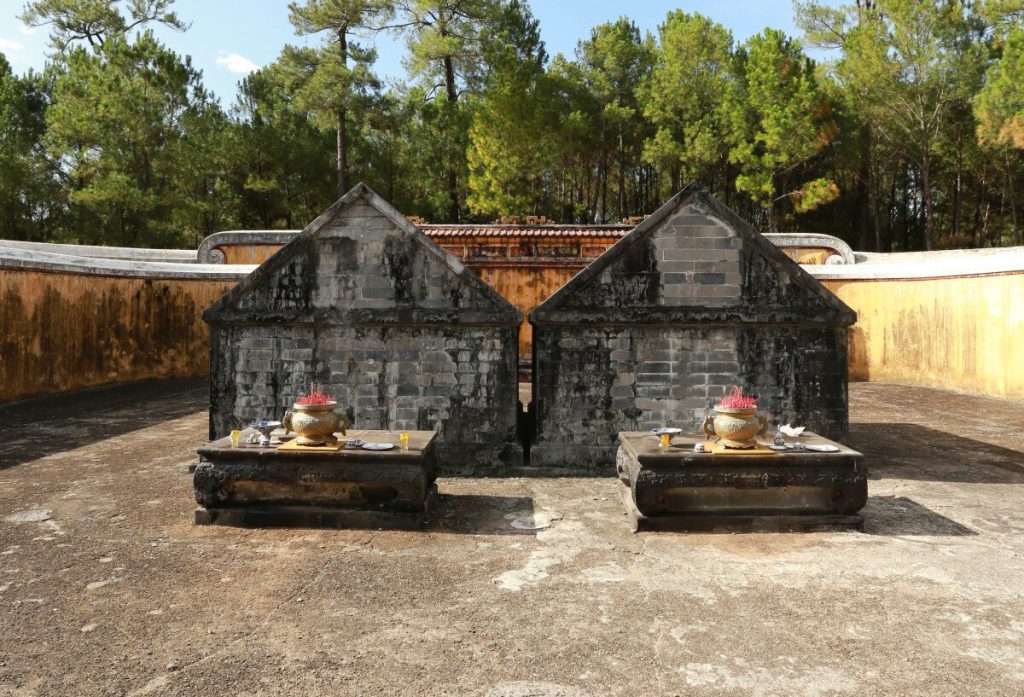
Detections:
[1, 381, 1023, 696]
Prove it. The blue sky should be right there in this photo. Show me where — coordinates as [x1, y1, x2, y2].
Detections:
[1, 0, 838, 105]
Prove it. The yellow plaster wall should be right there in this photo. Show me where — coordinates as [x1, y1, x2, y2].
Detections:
[823, 273, 1024, 399]
[5, 255, 1024, 403]
[0, 269, 237, 402]
[780, 247, 833, 265]
[219, 245, 284, 265]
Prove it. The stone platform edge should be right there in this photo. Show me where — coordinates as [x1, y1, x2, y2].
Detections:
[618, 480, 864, 533]
[196, 484, 438, 530]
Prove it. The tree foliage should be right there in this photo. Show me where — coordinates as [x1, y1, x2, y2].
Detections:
[20, 0, 188, 51]
[976, 27, 1024, 149]
[0, 55, 62, 241]
[46, 32, 227, 246]
[465, 1, 554, 216]
[640, 12, 733, 192]
[5, 0, 1024, 251]
[282, 0, 392, 196]
[725, 29, 838, 228]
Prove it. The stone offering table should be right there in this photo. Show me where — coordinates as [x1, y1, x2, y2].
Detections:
[616, 432, 867, 532]
[194, 430, 436, 530]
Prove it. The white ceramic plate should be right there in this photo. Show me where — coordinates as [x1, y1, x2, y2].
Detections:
[361, 442, 394, 451]
[805, 444, 840, 453]
[651, 427, 683, 437]
[768, 444, 790, 451]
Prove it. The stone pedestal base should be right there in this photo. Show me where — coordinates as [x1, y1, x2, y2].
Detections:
[195, 485, 437, 530]
[617, 431, 867, 533]
[618, 480, 862, 532]
[194, 430, 437, 530]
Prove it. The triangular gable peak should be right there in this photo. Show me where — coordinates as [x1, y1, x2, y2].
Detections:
[204, 183, 520, 326]
[531, 186, 855, 326]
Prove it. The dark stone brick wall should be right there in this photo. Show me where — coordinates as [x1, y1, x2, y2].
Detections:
[205, 185, 523, 471]
[530, 188, 856, 472]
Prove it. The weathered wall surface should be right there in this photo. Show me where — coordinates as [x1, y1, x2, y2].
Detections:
[0, 252, 244, 402]
[5, 230, 1024, 418]
[205, 185, 523, 471]
[195, 229, 854, 367]
[530, 190, 855, 471]
[475, 265, 579, 363]
[822, 272, 1024, 399]
[532, 325, 848, 464]
[211, 324, 519, 466]
[220, 245, 290, 265]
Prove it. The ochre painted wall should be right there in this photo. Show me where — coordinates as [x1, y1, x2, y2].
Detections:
[5, 258, 1024, 404]
[219, 245, 284, 265]
[0, 269, 236, 402]
[823, 273, 1024, 399]
[474, 265, 582, 360]
[780, 247, 834, 265]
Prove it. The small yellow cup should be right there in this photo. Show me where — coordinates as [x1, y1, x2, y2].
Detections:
[230, 429, 241, 448]
[659, 434, 670, 451]
[399, 431, 410, 452]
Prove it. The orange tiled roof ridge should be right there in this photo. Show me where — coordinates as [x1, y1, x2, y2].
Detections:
[421, 223, 631, 238]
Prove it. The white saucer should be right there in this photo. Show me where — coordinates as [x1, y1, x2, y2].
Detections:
[805, 444, 840, 453]
[362, 442, 394, 451]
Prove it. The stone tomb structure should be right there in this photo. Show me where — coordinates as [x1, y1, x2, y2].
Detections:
[204, 184, 523, 471]
[615, 431, 868, 531]
[530, 187, 857, 471]
[195, 429, 438, 529]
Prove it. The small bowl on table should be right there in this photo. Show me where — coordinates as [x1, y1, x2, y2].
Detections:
[650, 427, 683, 445]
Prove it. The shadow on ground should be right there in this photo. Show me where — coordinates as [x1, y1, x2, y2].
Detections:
[0, 379, 207, 470]
[850, 422, 1024, 484]
[426, 494, 538, 536]
[863, 495, 977, 536]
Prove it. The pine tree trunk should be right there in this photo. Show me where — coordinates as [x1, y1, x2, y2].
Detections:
[600, 149, 609, 223]
[855, 124, 872, 251]
[336, 27, 349, 198]
[952, 136, 962, 242]
[1008, 155, 1020, 245]
[444, 55, 459, 222]
[337, 110, 346, 197]
[617, 130, 626, 220]
[921, 151, 933, 251]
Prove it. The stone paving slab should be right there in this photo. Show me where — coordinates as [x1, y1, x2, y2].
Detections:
[1, 380, 1023, 695]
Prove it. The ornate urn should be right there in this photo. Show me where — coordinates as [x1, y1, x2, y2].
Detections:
[702, 388, 767, 449]
[283, 385, 349, 446]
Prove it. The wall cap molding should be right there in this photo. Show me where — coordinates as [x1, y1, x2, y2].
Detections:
[0, 238, 196, 263]
[811, 246, 1024, 280]
[0, 247, 253, 281]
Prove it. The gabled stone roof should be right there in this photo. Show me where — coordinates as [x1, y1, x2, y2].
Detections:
[530, 185, 856, 326]
[204, 183, 521, 326]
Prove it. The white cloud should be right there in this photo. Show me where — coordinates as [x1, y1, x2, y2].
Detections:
[215, 51, 259, 75]
[18, 25, 36, 36]
[0, 38, 25, 52]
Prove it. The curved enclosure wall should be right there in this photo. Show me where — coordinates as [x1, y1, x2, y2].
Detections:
[0, 248, 246, 402]
[816, 251, 1024, 399]
[3, 235, 1024, 407]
